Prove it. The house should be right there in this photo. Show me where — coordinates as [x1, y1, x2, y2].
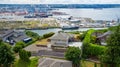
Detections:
[96, 31, 111, 45]
[48, 32, 75, 47]
[0, 30, 14, 42]
[38, 57, 72, 67]
[0, 30, 31, 44]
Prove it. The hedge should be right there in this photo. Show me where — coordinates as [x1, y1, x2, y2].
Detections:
[43, 32, 55, 38]
[82, 29, 106, 59]
[88, 43, 106, 58]
[83, 29, 95, 45]
[25, 30, 41, 40]
[82, 29, 95, 58]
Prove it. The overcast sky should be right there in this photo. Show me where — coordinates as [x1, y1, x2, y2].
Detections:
[0, 0, 120, 4]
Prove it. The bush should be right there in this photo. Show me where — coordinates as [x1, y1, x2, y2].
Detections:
[13, 42, 26, 53]
[19, 49, 31, 62]
[90, 35, 97, 44]
[88, 43, 106, 58]
[65, 47, 81, 67]
[25, 31, 41, 40]
[16, 41, 26, 48]
[43, 32, 55, 38]
[80, 31, 87, 41]
[13, 45, 22, 53]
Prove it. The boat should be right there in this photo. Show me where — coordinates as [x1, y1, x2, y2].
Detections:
[69, 19, 80, 23]
[61, 25, 79, 30]
[35, 12, 52, 18]
[24, 15, 36, 18]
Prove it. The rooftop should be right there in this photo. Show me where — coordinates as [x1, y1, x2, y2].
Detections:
[0, 30, 14, 38]
[38, 57, 72, 67]
[49, 32, 74, 40]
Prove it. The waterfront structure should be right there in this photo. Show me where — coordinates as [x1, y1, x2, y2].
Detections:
[38, 57, 72, 67]
[49, 32, 75, 47]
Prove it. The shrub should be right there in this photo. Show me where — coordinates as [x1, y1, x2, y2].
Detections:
[15, 41, 26, 48]
[65, 47, 81, 67]
[43, 32, 55, 38]
[25, 31, 41, 40]
[80, 31, 87, 41]
[89, 43, 106, 57]
[13, 45, 22, 53]
[90, 35, 97, 44]
[19, 49, 31, 62]
[13, 41, 26, 53]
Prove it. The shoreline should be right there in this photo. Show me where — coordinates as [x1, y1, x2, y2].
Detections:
[0, 27, 107, 30]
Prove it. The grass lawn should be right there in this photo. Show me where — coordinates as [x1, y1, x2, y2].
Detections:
[81, 60, 100, 67]
[13, 57, 39, 67]
[34, 39, 49, 46]
[29, 57, 39, 67]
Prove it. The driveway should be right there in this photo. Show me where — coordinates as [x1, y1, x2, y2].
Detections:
[33, 50, 65, 58]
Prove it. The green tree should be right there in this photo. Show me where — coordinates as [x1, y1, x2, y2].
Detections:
[15, 41, 25, 48]
[0, 41, 15, 67]
[19, 49, 31, 62]
[65, 47, 81, 67]
[13, 41, 26, 53]
[13, 45, 22, 53]
[101, 25, 120, 67]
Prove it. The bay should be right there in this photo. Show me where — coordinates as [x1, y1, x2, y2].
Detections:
[52, 8, 120, 21]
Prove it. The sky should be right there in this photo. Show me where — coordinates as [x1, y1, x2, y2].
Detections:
[0, 0, 120, 4]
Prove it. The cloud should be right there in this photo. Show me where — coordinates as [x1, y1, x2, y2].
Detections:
[0, 0, 120, 4]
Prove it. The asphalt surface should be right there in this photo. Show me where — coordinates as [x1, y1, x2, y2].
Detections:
[32, 50, 65, 58]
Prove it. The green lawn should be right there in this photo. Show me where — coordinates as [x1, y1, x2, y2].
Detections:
[14, 57, 39, 67]
[29, 57, 39, 67]
[34, 39, 49, 46]
[81, 60, 100, 67]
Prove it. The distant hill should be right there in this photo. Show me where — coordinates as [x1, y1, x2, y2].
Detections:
[0, 4, 120, 8]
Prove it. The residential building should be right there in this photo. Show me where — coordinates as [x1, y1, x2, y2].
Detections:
[96, 31, 111, 45]
[0, 30, 31, 44]
[38, 57, 72, 67]
[48, 32, 75, 47]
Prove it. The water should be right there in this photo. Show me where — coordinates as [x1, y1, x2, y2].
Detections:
[30, 28, 107, 36]
[53, 8, 120, 21]
[30, 8, 119, 35]
[1, 8, 120, 21]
